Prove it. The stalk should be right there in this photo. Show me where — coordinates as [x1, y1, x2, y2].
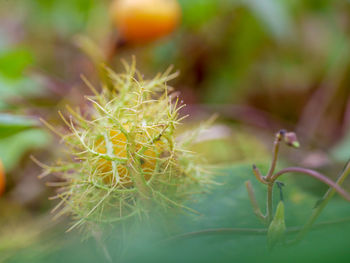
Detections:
[293, 161, 350, 243]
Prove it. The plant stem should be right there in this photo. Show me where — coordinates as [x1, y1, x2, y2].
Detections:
[263, 164, 350, 225]
[252, 164, 267, 184]
[245, 181, 266, 224]
[293, 161, 350, 243]
[266, 130, 284, 180]
[271, 167, 350, 202]
[266, 183, 274, 223]
[165, 216, 350, 242]
[251, 131, 285, 224]
[250, 129, 350, 244]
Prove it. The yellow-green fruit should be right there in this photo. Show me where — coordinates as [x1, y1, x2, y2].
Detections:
[96, 129, 159, 187]
[111, 0, 181, 43]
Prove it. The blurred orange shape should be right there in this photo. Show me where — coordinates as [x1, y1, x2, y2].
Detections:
[111, 0, 181, 44]
[0, 159, 5, 196]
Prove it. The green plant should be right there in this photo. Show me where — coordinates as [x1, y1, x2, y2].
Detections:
[247, 130, 350, 246]
[168, 130, 350, 249]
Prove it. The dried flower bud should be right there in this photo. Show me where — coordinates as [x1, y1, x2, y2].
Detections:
[283, 132, 300, 148]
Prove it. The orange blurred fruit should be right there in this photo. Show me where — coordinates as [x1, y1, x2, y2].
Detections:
[96, 129, 159, 187]
[110, 0, 181, 44]
[0, 159, 5, 196]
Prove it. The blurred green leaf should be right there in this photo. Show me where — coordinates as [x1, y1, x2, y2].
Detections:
[178, 0, 221, 29]
[5, 164, 350, 262]
[0, 47, 44, 105]
[30, 0, 95, 35]
[245, 0, 293, 40]
[0, 128, 51, 171]
[0, 114, 39, 139]
[0, 76, 44, 101]
[0, 48, 34, 79]
[10, 164, 350, 263]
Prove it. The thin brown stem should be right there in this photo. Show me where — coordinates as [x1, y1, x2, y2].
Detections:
[266, 130, 284, 181]
[245, 181, 266, 224]
[252, 164, 267, 184]
[255, 130, 284, 224]
[271, 167, 350, 202]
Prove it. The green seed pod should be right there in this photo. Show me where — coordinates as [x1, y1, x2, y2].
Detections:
[36, 61, 212, 231]
[267, 201, 286, 249]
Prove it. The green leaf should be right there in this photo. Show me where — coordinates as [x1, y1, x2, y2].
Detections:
[244, 0, 293, 40]
[0, 48, 34, 79]
[0, 74, 44, 100]
[0, 48, 43, 103]
[30, 0, 97, 35]
[7, 165, 350, 263]
[0, 114, 39, 139]
[0, 129, 51, 171]
[178, 0, 220, 29]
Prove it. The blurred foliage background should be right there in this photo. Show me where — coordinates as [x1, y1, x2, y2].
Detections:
[1, 0, 350, 262]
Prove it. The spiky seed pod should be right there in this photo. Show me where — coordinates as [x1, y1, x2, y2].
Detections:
[36, 62, 211, 231]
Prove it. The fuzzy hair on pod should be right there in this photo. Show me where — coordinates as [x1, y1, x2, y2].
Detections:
[34, 61, 212, 231]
